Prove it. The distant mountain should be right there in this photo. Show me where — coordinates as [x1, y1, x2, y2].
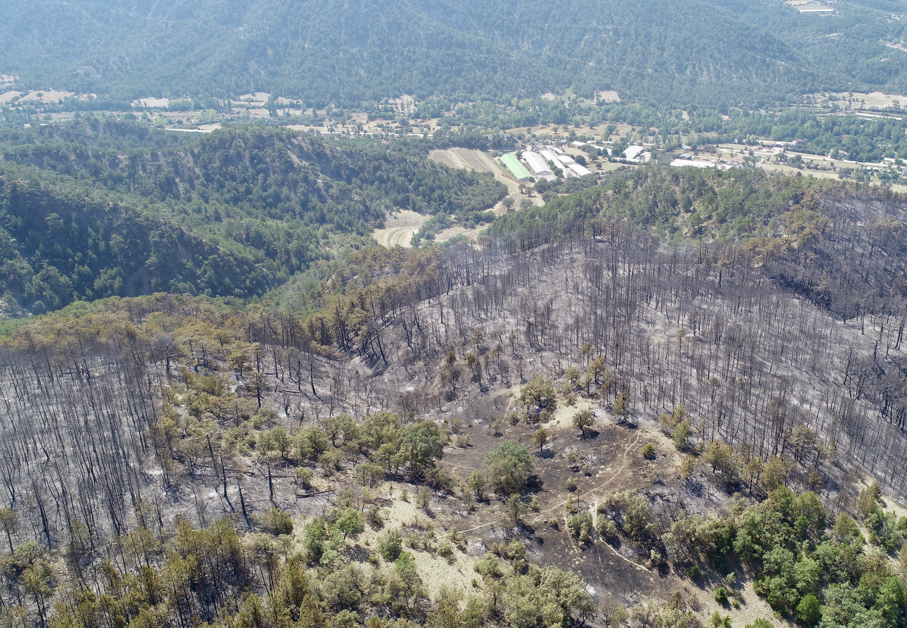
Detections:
[2, 0, 903, 107]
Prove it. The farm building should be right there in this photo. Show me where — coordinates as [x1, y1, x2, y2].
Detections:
[540, 149, 561, 164]
[567, 163, 593, 177]
[523, 152, 556, 181]
[551, 153, 592, 177]
[671, 159, 732, 170]
[624, 146, 646, 161]
[500, 153, 532, 181]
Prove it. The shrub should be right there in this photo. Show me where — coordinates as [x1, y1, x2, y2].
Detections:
[378, 529, 403, 561]
[475, 557, 503, 578]
[596, 517, 618, 542]
[715, 587, 728, 604]
[796, 595, 821, 626]
[296, 426, 329, 461]
[296, 467, 314, 490]
[687, 565, 701, 580]
[437, 542, 454, 559]
[566, 478, 578, 492]
[484, 441, 534, 495]
[417, 486, 432, 509]
[467, 471, 487, 499]
[365, 507, 384, 530]
[425, 467, 456, 493]
[709, 611, 732, 628]
[263, 507, 294, 536]
[318, 448, 342, 474]
[506, 493, 525, 527]
[520, 376, 557, 419]
[642, 443, 655, 459]
[568, 511, 594, 542]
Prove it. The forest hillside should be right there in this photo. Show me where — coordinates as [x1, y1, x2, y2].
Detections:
[0, 122, 505, 312]
[2, 0, 906, 106]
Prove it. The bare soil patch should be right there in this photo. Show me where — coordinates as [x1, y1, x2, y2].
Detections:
[595, 90, 622, 102]
[372, 210, 428, 248]
[133, 97, 170, 108]
[237, 92, 270, 105]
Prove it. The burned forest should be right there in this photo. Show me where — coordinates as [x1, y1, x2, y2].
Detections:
[1, 181, 907, 628]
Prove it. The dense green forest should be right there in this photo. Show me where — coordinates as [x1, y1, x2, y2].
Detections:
[1, 0, 906, 108]
[489, 167, 832, 243]
[0, 120, 505, 312]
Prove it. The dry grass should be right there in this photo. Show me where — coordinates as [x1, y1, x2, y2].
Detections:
[823, 91, 907, 110]
[0, 91, 22, 104]
[18, 90, 74, 103]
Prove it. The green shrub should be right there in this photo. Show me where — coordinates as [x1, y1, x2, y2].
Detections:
[715, 587, 728, 604]
[437, 542, 454, 559]
[365, 507, 384, 530]
[263, 507, 293, 536]
[568, 511, 594, 541]
[378, 529, 403, 561]
[484, 441, 534, 495]
[296, 467, 314, 489]
[687, 565, 701, 580]
[642, 443, 655, 459]
[296, 426, 329, 461]
[796, 594, 821, 626]
[417, 486, 432, 509]
[596, 517, 618, 542]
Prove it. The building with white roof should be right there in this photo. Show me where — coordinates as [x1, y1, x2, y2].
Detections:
[568, 163, 593, 177]
[624, 146, 646, 161]
[522, 151, 556, 181]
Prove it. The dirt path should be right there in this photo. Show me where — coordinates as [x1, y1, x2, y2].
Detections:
[458, 421, 644, 534]
[542, 427, 644, 516]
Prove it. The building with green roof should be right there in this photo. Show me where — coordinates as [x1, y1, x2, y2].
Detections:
[500, 153, 532, 181]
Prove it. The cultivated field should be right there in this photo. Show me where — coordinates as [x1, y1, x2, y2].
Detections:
[429, 147, 499, 174]
[429, 147, 545, 215]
